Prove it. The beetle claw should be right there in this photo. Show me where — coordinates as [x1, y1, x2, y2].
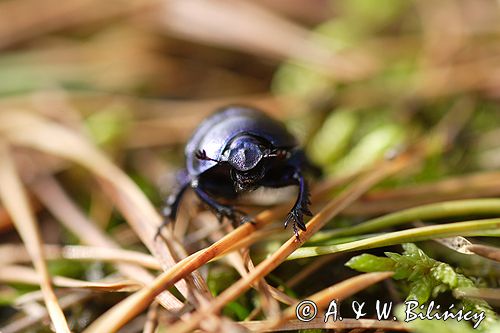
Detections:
[233, 208, 255, 225]
[214, 206, 252, 227]
[284, 206, 308, 240]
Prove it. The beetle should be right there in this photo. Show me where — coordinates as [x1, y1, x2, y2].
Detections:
[161, 105, 315, 239]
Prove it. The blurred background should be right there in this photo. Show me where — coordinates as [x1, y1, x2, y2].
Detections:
[1, 0, 500, 332]
[1, 0, 500, 173]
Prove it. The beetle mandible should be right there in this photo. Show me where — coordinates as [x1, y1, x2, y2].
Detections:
[161, 105, 314, 239]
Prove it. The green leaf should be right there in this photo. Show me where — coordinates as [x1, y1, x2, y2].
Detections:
[407, 275, 432, 303]
[307, 109, 358, 166]
[329, 123, 405, 176]
[345, 253, 395, 272]
[431, 263, 458, 288]
[223, 301, 250, 321]
[347, 243, 498, 330]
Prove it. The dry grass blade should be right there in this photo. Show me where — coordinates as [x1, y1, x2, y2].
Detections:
[0, 243, 161, 269]
[124, 94, 285, 148]
[286, 254, 341, 288]
[238, 318, 409, 332]
[60, 245, 161, 270]
[0, 111, 207, 304]
[64, 92, 284, 119]
[1, 1, 499, 331]
[454, 288, 500, 306]
[345, 171, 500, 215]
[0, 205, 13, 233]
[466, 244, 500, 262]
[0, 142, 70, 333]
[142, 302, 159, 333]
[61, 245, 161, 269]
[230, 251, 296, 306]
[158, 0, 375, 80]
[244, 250, 282, 320]
[77, 169, 358, 332]
[167, 153, 413, 333]
[82, 151, 413, 333]
[208, 174, 363, 261]
[208, 221, 296, 307]
[30, 176, 183, 310]
[364, 170, 500, 201]
[1, 291, 91, 333]
[263, 272, 395, 331]
[0, 0, 157, 49]
[80, 172, 348, 332]
[0, 265, 141, 292]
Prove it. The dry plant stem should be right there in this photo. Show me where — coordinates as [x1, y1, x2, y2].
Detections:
[286, 253, 341, 288]
[100, 176, 210, 298]
[234, 318, 408, 332]
[30, 176, 183, 310]
[212, 173, 362, 257]
[0, 0, 158, 49]
[290, 218, 500, 260]
[126, 94, 285, 148]
[1, 291, 91, 333]
[366, 171, 500, 201]
[466, 244, 500, 262]
[264, 272, 395, 331]
[0, 243, 161, 269]
[249, 318, 406, 332]
[82, 152, 412, 333]
[142, 302, 159, 333]
[159, 0, 375, 80]
[312, 198, 500, 242]
[156, 227, 214, 313]
[167, 154, 412, 333]
[0, 111, 206, 308]
[66, 91, 284, 119]
[345, 171, 500, 215]
[0, 265, 141, 292]
[0, 142, 70, 333]
[233, 250, 296, 306]
[243, 249, 281, 320]
[454, 288, 500, 305]
[0, 205, 13, 233]
[212, 220, 296, 306]
[60, 245, 161, 269]
[80, 169, 356, 332]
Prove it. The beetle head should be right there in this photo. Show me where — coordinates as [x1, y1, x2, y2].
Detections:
[226, 136, 266, 192]
[227, 136, 263, 171]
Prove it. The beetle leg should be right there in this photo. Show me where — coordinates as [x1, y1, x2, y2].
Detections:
[263, 168, 312, 240]
[287, 170, 312, 237]
[193, 186, 250, 226]
[155, 171, 191, 239]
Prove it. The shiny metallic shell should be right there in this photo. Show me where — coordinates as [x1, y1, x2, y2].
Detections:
[185, 106, 297, 176]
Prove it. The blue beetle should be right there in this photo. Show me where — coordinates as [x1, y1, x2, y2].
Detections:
[161, 105, 314, 238]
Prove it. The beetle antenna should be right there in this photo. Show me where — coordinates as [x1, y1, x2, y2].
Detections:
[195, 149, 219, 163]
